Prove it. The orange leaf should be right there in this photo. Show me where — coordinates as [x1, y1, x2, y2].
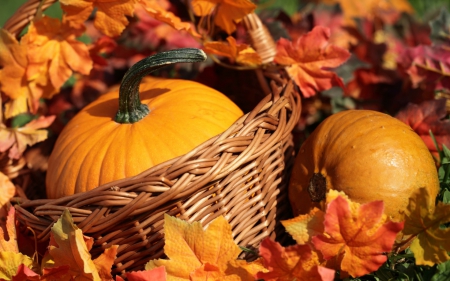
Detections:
[11, 264, 40, 281]
[203, 36, 261, 66]
[312, 195, 404, 278]
[191, 0, 256, 34]
[60, 0, 137, 37]
[146, 214, 263, 280]
[138, 0, 200, 38]
[0, 115, 55, 160]
[0, 173, 15, 210]
[0, 29, 42, 117]
[22, 16, 92, 96]
[282, 207, 325, 245]
[93, 245, 119, 280]
[0, 207, 18, 253]
[256, 238, 335, 281]
[274, 26, 350, 98]
[401, 187, 450, 266]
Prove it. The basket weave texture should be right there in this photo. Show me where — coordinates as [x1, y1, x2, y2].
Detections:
[5, 0, 302, 275]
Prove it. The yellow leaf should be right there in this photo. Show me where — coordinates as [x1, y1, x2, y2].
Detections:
[282, 207, 325, 245]
[402, 187, 450, 266]
[60, 0, 137, 37]
[0, 251, 34, 280]
[0, 173, 15, 210]
[47, 209, 101, 281]
[203, 36, 261, 66]
[191, 0, 256, 34]
[146, 214, 261, 280]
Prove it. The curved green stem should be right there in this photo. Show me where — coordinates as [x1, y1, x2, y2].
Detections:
[115, 48, 207, 124]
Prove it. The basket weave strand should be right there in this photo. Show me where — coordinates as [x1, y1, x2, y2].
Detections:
[5, 0, 302, 276]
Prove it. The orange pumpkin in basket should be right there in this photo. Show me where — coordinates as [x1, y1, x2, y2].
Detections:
[288, 109, 440, 221]
[46, 48, 243, 199]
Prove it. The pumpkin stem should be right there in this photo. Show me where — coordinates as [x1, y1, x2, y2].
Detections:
[115, 48, 207, 124]
[308, 173, 327, 202]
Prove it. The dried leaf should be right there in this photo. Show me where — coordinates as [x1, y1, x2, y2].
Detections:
[395, 98, 450, 157]
[0, 29, 41, 118]
[146, 214, 264, 280]
[125, 266, 167, 281]
[0, 173, 15, 209]
[256, 237, 335, 281]
[11, 264, 40, 281]
[45, 209, 117, 281]
[282, 207, 325, 245]
[203, 36, 262, 66]
[401, 187, 450, 266]
[0, 252, 34, 281]
[0, 207, 18, 253]
[274, 26, 350, 97]
[138, 0, 200, 38]
[191, 0, 256, 34]
[60, 0, 137, 37]
[0, 115, 55, 160]
[312, 195, 404, 277]
[22, 16, 92, 96]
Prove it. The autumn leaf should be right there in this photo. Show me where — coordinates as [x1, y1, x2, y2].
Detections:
[60, 0, 137, 37]
[138, 0, 200, 38]
[203, 36, 261, 66]
[274, 26, 351, 98]
[0, 207, 18, 254]
[191, 0, 256, 34]
[21, 16, 92, 97]
[0, 29, 42, 118]
[0, 173, 15, 210]
[320, 0, 414, 26]
[312, 195, 404, 277]
[282, 207, 325, 245]
[256, 237, 335, 281]
[146, 214, 265, 280]
[0, 115, 55, 160]
[122, 266, 167, 281]
[0, 252, 35, 281]
[10, 264, 40, 281]
[43, 208, 118, 281]
[401, 187, 450, 266]
[398, 45, 450, 91]
[395, 98, 450, 158]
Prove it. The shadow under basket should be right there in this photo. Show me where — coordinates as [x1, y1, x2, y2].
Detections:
[12, 74, 301, 275]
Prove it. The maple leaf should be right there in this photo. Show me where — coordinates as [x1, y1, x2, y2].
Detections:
[395, 98, 450, 158]
[21, 16, 92, 96]
[282, 207, 325, 245]
[146, 214, 265, 280]
[0, 207, 18, 253]
[256, 237, 335, 281]
[0, 173, 15, 210]
[0, 29, 42, 118]
[60, 0, 137, 37]
[0, 115, 55, 160]
[398, 45, 450, 90]
[121, 266, 167, 281]
[43, 209, 118, 281]
[191, 0, 256, 34]
[401, 187, 450, 266]
[138, 0, 200, 38]
[274, 26, 351, 98]
[312, 195, 404, 277]
[203, 36, 262, 66]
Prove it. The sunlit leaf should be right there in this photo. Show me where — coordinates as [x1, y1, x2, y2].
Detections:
[0, 252, 34, 281]
[0, 174, 15, 210]
[401, 187, 450, 266]
[282, 207, 325, 245]
[203, 36, 262, 66]
[0, 207, 18, 253]
[274, 26, 351, 97]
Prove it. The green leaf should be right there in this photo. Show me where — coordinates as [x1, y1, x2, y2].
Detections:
[443, 190, 450, 204]
[431, 260, 450, 281]
[255, 0, 301, 16]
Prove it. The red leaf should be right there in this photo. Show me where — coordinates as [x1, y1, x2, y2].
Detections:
[125, 266, 167, 281]
[12, 264, 40, 281]
[274, 26, 350, 97]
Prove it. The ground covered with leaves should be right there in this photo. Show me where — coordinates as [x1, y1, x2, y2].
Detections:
[1, 0, 450, 280]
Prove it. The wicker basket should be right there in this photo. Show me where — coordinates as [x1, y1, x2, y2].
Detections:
[4, 0, 301, 276]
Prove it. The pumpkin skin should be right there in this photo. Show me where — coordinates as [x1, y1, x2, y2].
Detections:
[46, 50, 243, 198]
[288, 109, 440, 221]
